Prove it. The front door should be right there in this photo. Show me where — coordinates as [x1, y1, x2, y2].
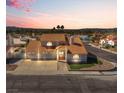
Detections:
[58, 50, 65, 60]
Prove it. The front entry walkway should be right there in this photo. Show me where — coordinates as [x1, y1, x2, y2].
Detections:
[7, 60, 69, 75]
[57, 61, 68, 72]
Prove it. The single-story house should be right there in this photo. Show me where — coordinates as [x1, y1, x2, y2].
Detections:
[25, 34, 88, 63]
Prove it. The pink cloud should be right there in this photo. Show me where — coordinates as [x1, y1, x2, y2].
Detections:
[6, 11, 116, 29]
[6, 0, 36, 12]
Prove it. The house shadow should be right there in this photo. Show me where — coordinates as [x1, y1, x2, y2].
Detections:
[6, 58, 21, 64]
[87, 52, 98, 64]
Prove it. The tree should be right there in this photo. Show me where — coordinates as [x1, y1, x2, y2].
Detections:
[53, 27, 56, 31]
[57, 25, 60, 30]
[61, 25, 64, 30]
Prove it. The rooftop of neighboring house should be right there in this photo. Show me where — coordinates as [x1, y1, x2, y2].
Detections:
[107, 34, 117, 40]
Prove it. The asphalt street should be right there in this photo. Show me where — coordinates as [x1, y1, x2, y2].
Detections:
[7, 75, 116, 93]
[84, 43, 117, 63]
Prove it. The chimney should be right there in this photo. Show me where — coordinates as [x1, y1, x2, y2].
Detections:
[69, 36, 74, 45]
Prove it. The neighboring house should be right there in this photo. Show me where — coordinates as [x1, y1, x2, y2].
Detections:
[106, 35, 117, 46]
[107, 40, 115, 46]
[6, 34, 13, 46]
[21, 36, 36, 41]
[25, 34, 88, 63]
[99, 39, 106, 48]
[13, 37, 26, 45]
[6, 34, 27, 46]
[80, 35, 89, 42]
[6, 46, 14, 58]
[99, 34, 117, 47]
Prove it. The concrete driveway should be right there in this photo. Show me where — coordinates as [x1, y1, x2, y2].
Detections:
[7, 61, 58, 75]
[7, 60, 69, 75]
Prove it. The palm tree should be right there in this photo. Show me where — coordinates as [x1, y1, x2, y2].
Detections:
[61, 25, 64, 30]
[57, 25, 60, 30]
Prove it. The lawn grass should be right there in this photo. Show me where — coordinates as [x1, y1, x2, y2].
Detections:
[68, 52, 103, 70]
[69, 63, 95, 70]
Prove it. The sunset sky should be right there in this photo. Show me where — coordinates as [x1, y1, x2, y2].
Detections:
[6, 0, 116, 29]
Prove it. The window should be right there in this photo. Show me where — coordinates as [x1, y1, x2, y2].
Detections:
[47, 42, 52, 46]
[59, 51, 64, 56]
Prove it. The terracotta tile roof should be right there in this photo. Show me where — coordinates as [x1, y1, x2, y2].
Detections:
[67, 45, 88, 54]
[39, 47, 46, 52]
[26, 40, 41, 53]
[26, 40, 51, 53]
[66, 36, 87, 54]
[56, 45, 87, 55]
[39, 34, 66, 42]
[73, 36, 83, 46]
[26, 35, 88, 55]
